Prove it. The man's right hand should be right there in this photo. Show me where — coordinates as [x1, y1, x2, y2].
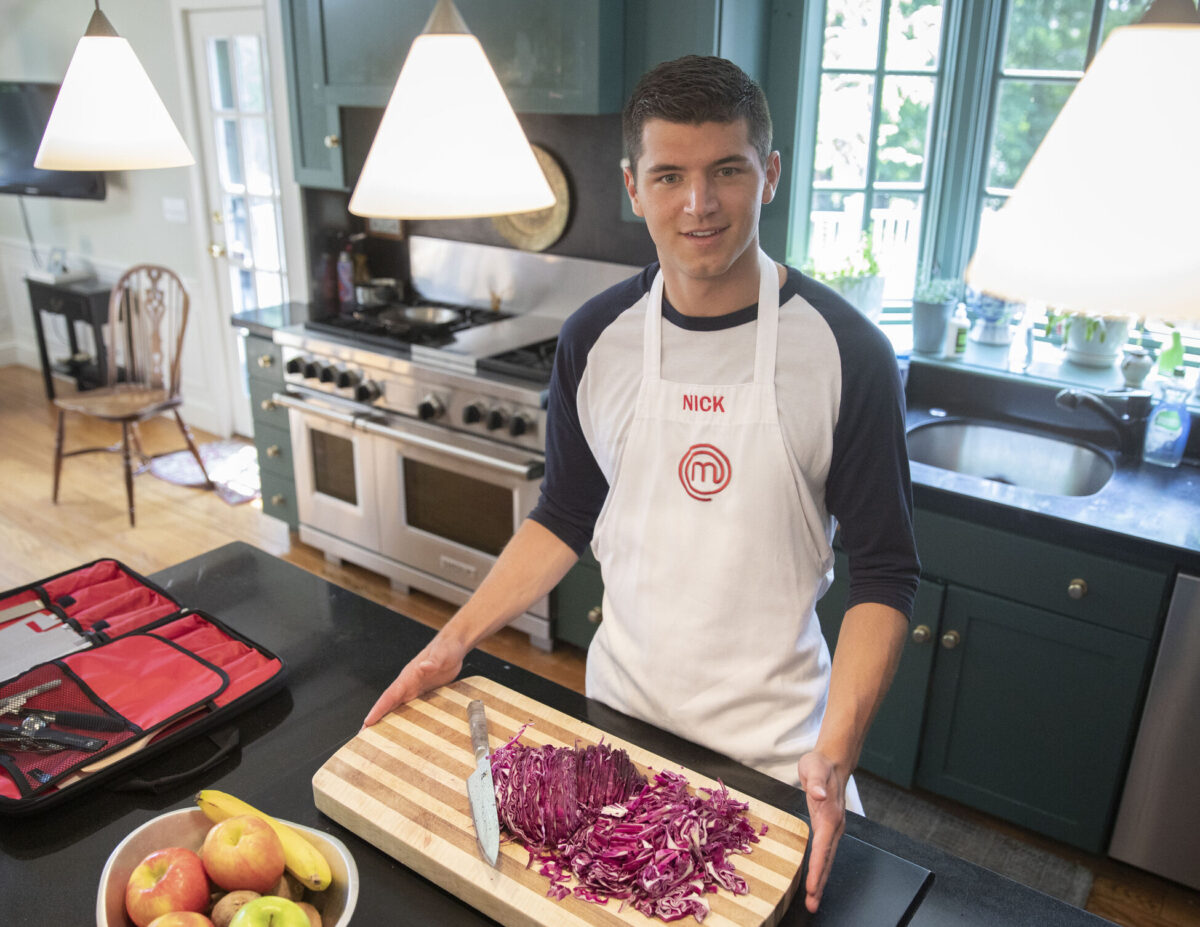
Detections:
[362, 634, 465, 727]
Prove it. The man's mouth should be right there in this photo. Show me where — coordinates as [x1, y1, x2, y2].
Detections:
[685, 228, 723, 239]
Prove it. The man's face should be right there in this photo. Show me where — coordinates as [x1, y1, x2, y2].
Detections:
[623, 118, 780, 289]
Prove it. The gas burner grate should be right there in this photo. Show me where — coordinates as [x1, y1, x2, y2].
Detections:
[305, 302, 512, 350]
[477, 337, 558, 384]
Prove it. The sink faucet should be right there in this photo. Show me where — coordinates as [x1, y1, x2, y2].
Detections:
[1054, 388, 1150, 457]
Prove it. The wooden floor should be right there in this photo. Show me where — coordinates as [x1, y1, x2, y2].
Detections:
[1, 363, 1195, 927]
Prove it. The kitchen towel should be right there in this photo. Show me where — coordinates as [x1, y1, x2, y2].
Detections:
[147, 439, 260, 506]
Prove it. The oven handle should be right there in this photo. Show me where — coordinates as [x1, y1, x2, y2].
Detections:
[355, 416, 545, 481]
[271, 391, 545, 481]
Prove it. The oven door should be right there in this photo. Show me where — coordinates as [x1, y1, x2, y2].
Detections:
[361, 414, 546, 611]
[280, 392, 381, 552]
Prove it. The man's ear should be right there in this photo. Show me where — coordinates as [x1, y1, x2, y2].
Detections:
[622, 164, 644, 218]
[762, 150, 782, 205]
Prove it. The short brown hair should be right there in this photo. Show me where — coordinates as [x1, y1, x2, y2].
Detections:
[622, 55, 773, 177]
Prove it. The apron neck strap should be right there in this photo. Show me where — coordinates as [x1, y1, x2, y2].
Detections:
[644, 249, 781, 385]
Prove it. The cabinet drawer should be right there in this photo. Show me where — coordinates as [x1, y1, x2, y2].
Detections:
[259, 469, 298, 528]
[914, 510, 1168, 638]
[254, 420, 294, 481]
[245, 338, 284, 386]
[553, 559, 604, 650]
[248, 379, 291, 430]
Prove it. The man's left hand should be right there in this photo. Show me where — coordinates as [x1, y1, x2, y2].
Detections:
[797, 750, 847, 913]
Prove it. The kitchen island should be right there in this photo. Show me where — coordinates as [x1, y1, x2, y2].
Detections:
[0, 543, 1114, 926]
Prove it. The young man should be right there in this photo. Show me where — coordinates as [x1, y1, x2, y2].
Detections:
[365, 55, 919, 914]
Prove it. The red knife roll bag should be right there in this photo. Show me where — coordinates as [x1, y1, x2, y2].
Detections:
[0, 558, 286, 814]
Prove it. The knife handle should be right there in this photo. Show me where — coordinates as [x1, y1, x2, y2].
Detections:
[467, 700, 489, 761]
[30, 710, 126, 732]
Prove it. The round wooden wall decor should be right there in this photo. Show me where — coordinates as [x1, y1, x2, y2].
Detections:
[491, 144, 571, 252]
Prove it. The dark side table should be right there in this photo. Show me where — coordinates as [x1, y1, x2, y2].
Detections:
[25, 277, 111, 400]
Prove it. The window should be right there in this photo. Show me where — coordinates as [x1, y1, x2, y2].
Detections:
[792, 0, 1152, 323]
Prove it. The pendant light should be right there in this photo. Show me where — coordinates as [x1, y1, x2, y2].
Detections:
[348, 0, 555, 220]
[35, 1, 194, 171]
[965, 1, 1200, 322]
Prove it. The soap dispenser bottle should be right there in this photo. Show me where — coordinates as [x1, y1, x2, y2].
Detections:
[1142, 369, 1192, 467]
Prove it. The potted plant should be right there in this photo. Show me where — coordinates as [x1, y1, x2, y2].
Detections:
[1046, 308, 1134, 369]
[805, 233, 885, 321]
[911, 276, 961, 354]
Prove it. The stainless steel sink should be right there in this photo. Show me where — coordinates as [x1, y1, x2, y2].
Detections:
[907, 419, 1114, 496]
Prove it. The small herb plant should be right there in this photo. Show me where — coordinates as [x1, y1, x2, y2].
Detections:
[804, 232, 881, 285]
[913, 277, 960, 305]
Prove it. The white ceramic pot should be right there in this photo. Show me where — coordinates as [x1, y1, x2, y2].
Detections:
[832, 275, 885, 322]
[1063, 315, 1132, 368]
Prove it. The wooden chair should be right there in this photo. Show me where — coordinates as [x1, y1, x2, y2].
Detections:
[52, 264, 211, 526]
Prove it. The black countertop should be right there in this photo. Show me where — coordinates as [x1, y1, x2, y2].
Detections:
[0, 543, 1114, 926]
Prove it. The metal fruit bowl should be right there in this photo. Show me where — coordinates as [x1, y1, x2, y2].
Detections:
[96, 807, 358, 927]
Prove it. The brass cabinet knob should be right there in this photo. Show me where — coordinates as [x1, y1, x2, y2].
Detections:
[266, 445, 281, 458]
[941, 630, 961, 650]
[586, 606, 603, 625]
[270, 493, 285, 507]
[260, 399, 276, 412]
[256, 354, 273, 368]
[911, 624, 932, 644]
[1067, 578, 1088, 600]
[323, 134, 340, 149]
[209, 243, 226, 258]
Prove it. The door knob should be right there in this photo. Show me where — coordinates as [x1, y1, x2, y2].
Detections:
[941, 630, 961, 649]
[586, 606, 603, 625]
[209, 243, 226, 258]
[1067, 578, 1088, 599]
[911, 624, 931, 644]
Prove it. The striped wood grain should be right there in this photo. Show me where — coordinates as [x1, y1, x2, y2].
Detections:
[312, 676, 809, 926]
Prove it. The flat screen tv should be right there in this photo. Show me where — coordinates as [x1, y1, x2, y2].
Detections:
[0, 81, 106, 200]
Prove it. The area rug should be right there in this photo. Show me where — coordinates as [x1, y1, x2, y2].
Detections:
[147, 439, 261, 506]
[856, 773, 1094, 908]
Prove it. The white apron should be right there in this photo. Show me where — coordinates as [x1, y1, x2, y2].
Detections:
[588, 249, 861, 812]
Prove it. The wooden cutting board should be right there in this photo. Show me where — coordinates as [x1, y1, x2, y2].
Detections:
[312, 676, 809, 927]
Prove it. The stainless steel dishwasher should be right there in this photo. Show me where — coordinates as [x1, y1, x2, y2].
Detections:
[1109, 572, 1200, 889]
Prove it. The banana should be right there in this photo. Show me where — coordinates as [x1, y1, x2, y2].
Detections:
[196, 789, 332, 891]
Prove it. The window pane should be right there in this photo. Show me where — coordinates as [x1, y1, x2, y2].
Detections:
[1099, 0, 1149, 45]
[233, 35, 266, 113]
[223, 194, 250, 265]
[823, 0, 882, 69]
[229, 266, 256, 313]
[215, 118, 244, 189]
[875, 75, 936, 184]
[207, 38, 234, 111]
[814, 74, 875, 188]
[242, 116, 276, 196]
[1002, 0, 1094, 71]
[885, 0, 944, 70]
[256, 271, 284, 311]
[986, 79, 1073, 190]
[872, 192, 923, 301]
[249, 197, 282, 272]
[808, 191, 867, 270]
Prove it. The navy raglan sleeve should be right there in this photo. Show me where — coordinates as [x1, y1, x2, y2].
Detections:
[823, 306, 921, 619]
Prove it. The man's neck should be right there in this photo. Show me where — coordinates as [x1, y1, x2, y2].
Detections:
[662, 256, 785, 318]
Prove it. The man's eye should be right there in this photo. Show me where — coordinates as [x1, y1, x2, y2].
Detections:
[656, 173, 680, 184]
[717, 166, 740, 177]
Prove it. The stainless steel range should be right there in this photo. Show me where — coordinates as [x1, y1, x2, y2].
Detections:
[272, 237, 638, 649]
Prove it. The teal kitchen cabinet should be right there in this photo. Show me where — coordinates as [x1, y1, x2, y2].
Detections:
[279, 0, 625, 189]
[623, 0, 767, 91]
[244, 333, 298, 528]
[815, 550, 945, 789]
[552, 548, 604, 650]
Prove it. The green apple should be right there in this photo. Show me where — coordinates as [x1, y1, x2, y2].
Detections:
[228, 895, 311, 927]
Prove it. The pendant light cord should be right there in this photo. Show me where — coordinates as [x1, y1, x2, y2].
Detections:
[18, 198, 43, 269]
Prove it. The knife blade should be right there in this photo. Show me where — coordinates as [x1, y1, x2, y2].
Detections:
[0, 679, 62, 717]
[465, 699, 500, 867]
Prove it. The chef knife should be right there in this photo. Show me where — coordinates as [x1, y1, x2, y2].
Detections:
[20, 708, 126, 732]
[0, 717, 105, 751]
[466, 699, 501, 867]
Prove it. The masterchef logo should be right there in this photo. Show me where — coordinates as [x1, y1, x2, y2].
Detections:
[678, 444, 731, 501]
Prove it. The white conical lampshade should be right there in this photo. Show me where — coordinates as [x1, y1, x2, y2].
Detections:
[34, 8, 193, 171]
[966, 24, 1200, 321]
[349, 0, 555, 219]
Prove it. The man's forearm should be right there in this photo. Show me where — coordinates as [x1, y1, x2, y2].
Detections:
[813, 601, 909, 778]
[438, 518, 581, 654]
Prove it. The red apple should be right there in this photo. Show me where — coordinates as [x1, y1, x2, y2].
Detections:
[125, 846, 211, 927]
[148, 914, 215, 927]
[228, 895, 312, 927]
[201, 815, 287, 893]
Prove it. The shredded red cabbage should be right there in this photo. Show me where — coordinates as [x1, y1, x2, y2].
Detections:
[490, 727, 763, 923]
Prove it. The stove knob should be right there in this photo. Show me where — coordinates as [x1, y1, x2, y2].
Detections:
[417, 395, 444, 421]
[302, 360, 321, 380]
[285, 357, 304, 375]
[355, 380, 381, 403]
[336, 369, 360, 389]
[486, 409, 508, 431]
[509, 413, 533, 438]
[462, 402, 485, 425]
[319, 365, 338, 383]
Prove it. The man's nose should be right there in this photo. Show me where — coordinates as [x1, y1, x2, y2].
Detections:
[684, 177, 718, 216]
